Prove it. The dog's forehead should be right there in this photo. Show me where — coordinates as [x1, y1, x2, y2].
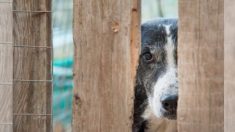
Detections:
[141, 24, 166, 48]
[141, 19, 177, 49]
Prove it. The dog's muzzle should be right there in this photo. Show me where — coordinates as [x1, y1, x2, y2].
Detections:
[161, 95, 178, 119]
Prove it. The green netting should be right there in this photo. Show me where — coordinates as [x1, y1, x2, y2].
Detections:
[53, 59, 73, 131]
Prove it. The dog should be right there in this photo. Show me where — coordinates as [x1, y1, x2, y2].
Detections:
[133, 18, 178, 132]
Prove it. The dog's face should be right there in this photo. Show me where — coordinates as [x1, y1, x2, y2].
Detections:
[137, 19, 178, 120]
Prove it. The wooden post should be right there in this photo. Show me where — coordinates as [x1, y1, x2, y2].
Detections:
[72, 0, 140, 131]
[178, 0, 224, 132]
[0, 1, 13, 131]
[13, 0, 52, 132]
[225, 0, 235, 131]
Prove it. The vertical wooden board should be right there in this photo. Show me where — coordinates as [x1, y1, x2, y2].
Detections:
[13, 48, 51, 80]
[0, 1, 13, 131]
[13, 82, 51, 115]
[0, 45, 13, 83]
[0, 85, 13, 131]
[0, 2, 12, 42]
[178, 0, 224, 132]
[225, 0, 235, 131]
[0, 85, 12, 122]
[0, 126, 13, 132]
[12, 0, 52, 132]
[13, 13, 51, 47]
[14, 116, 51, 132]
[72, 0, 140, 131]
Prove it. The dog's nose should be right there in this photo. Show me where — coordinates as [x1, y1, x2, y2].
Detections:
[161, 95, 178, 111]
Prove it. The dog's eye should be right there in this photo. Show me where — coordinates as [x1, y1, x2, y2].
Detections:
[143, 52, 153, 62]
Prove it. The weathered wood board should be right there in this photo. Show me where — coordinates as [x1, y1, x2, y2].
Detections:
[224, 0, 235, 132]
[178, 0, 224, 132]
[12, 0, 52, 131]
[0, 0, 13, 131]
[72, 0, 141, 131]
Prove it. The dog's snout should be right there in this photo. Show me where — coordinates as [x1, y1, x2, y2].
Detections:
[161, 95, 178, 111]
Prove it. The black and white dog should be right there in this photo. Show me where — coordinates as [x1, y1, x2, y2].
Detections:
[133, 18, 178, 132]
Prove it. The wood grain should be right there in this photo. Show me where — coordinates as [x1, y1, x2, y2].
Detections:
[0, 1, 13, 132]
[225, 0, 235, 131]
[178, 0, 224, 132]
[72, 0, 140, 131]
[12, 0, 52, 132]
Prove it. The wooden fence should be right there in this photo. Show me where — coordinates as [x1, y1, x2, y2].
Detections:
[178, 0, 224, 132]
[225, 0, 235, 131]
[0, 0, 234, 132]
[0, 0, 13, 131]
[0, 0, 52, 132]
[12, 0, 52, 131]
[72, 0, 140, 131]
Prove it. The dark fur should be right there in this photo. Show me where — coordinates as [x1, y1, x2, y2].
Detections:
[133, 18, 178, 132]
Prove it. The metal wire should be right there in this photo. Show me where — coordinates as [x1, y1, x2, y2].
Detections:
[12, 10, 51, 13]
[13, 113, 52, 116]
[13, 80, 52, 82]
[0, 1, 12, 3]
[0, 82, 12, 85]
[0, 123, 13, 125]
[0, 42, 51, 48]
[14, 45, 52, 49]
[0, 42, 12, 45]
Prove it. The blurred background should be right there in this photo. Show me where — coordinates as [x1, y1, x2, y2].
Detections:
[52, 0, 178, 131]
[52, 0, 73, 131]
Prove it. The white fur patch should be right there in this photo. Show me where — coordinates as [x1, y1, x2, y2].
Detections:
[149, 25, 178, 118]
[165, 25, 176, 69]
[151, 68, 177, 117]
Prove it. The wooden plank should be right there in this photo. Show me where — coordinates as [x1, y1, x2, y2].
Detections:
[225, 0, 235, 131]
[12, 0, 52, 132]
[178, 0, 224, 132]
[72, 0, 140, 131]
[0, 1, 13, 131]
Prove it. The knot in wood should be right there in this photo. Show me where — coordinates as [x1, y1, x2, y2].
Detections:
[111, 21, 119, 33]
